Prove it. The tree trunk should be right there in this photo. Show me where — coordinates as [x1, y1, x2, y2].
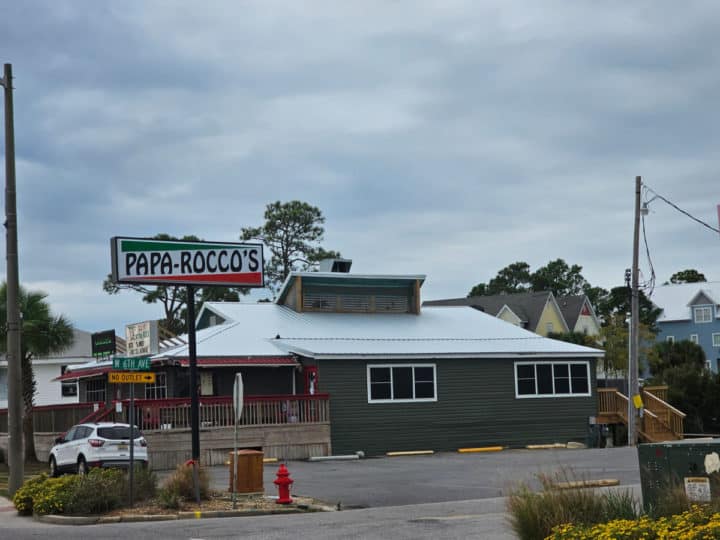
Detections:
[21, 354, 38, 462]
[22, 411, 37, 463]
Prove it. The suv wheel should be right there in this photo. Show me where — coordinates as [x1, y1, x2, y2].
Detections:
[49, 456, 58, 477]
[77, 456, 88, 475]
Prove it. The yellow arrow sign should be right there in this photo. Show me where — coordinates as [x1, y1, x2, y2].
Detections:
[109, 371, 156, 384]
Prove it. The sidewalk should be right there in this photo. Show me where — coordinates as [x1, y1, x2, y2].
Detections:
[0, 495, 14, 512]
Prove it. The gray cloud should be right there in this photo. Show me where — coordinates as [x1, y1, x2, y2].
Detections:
[1, 0, 719, 334]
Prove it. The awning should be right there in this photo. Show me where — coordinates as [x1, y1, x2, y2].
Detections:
[55, 366, 113, 381]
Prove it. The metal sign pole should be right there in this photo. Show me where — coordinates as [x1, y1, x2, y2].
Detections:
[187, 285, 200, 503]
[232, 373, 243, 509]
[129, 382, 134, 506]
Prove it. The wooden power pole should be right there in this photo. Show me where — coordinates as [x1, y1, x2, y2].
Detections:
[2, 63, 24, 495]
[628, 175, 642, 446]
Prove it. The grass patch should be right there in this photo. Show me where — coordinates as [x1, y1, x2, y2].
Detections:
[506, 468, 640, 540]
[0, 462, 47, 499]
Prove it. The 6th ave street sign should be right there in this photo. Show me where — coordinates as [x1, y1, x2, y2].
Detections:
[113, 356, 151, 371]
[109, 372, 156, 384]
[111, 237, 264, 287]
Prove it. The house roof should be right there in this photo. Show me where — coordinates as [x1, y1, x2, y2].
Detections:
[158, 301, 603, 360]
[556, 295, 593, 330]
[651, 282, 720, 322]
[423, 291, 555, 332]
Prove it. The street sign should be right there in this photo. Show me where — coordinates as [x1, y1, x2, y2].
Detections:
[233, 373, 243, 419]
[109, 372, 156, 384]
[112, 357, 151, 371]
[111, 237, 264, 287]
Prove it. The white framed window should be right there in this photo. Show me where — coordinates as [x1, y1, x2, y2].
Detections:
[515, 361, 591, 398]
[145, 372, 167, 399]
[713, 333, 720, 348]
[666, 336, 675, 343]
[546, 322, 554, 334]
[367, 364, 437, 403]
[694, 306, 713, 323]
[690, 334, 699, 345]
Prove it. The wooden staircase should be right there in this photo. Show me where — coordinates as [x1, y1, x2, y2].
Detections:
[597, 386, 686, 443]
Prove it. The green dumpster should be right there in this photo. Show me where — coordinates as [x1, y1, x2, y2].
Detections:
[638, 439, 720, 511]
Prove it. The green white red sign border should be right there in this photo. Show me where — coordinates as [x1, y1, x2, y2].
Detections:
[111, 236, 265, 288]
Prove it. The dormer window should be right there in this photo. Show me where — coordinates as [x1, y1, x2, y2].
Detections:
[694, 306, 713, 323]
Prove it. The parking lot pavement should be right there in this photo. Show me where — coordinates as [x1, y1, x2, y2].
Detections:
[209, 446, 641, 508]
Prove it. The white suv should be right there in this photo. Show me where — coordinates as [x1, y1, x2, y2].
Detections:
[49, 422, 148, 476]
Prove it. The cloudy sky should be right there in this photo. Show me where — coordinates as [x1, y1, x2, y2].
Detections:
[1, 1, 719, 337]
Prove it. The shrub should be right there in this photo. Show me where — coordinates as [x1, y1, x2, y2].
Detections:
[13, 474, 48, 515]
[602, 488, 640, 522]
[32, 475, 78, 515]
[130, 465, 157, 502]
[62, 468, 126, 515]
[506, 469, 641, 540]
[12, 467, 155, 516]
[161, 462, 209, 501]
[157, 487, 181, 510]
[548, 505, 720, 539]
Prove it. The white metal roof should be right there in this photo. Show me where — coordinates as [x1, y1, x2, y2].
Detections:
[155, 302, 603, 360]
[651, 282, 720, 322]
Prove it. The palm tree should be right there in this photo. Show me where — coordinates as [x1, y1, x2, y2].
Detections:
[0, 283, 74, 461]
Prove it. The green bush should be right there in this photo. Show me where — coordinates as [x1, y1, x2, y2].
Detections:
[62, 468, 126, 515]
[157, 487, 181, 510]
[12, 474, 48, 515]
[130, 465, 157, 502]
[12, 466, 158, 516]
[32, 475, 78, 515]
[161, 463, 209, 501]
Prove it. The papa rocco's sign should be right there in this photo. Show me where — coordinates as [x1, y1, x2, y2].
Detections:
[111, 237, 264, 287]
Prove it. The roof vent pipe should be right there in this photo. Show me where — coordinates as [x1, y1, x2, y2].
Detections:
[318, 258, 352, 273]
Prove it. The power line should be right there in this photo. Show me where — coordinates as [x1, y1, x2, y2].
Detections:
[644, 185, 720, 234]
[639, 212, 656, 297]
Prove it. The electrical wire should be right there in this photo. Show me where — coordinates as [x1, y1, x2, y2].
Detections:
[644, 185, 720, 234]
[640, 212, 656, 297]
[640, 183, 717, 296]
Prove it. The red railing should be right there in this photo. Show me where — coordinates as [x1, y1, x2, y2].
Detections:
[100, 394, 330, 432]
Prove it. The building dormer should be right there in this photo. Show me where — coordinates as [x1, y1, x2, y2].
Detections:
[275, 260, 425, 315]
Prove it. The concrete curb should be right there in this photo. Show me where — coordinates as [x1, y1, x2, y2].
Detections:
[554, 479, 620, 490]
[32, 502, 334, 525]
[458, 446, 504, 453]
[308, 455, 359, 462]
[386, 450, 434, 457]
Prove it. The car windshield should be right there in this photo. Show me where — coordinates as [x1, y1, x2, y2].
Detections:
[97, 426, 140, 440]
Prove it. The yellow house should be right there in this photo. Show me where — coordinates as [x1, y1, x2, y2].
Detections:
[425, 291, 570, 336]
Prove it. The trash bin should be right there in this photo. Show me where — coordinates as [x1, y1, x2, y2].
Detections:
[229, 449, 264, 494]
[638, 439, 720, 511]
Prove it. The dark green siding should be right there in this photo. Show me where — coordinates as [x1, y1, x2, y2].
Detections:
[320, 357, 597, 456]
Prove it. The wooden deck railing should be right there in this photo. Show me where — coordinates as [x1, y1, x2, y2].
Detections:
[643, 391, 685, 439]
[597, 386, 685, 442]
[0, 402, 99, 433]
[105, 394, 331, 432]
[0, 394, 330, 434]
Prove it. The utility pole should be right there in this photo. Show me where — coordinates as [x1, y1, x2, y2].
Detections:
[628, 175, 642, 446]
[2, 63, 24, 495]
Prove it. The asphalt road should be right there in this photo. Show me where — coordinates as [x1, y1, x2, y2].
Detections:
[211, 446, 641, 508]
[1, 446, 642, 539]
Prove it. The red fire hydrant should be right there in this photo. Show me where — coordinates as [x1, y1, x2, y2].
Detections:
[274, 463, 294, 504]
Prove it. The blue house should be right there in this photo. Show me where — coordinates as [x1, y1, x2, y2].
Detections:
[651, 282, 720, 371]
